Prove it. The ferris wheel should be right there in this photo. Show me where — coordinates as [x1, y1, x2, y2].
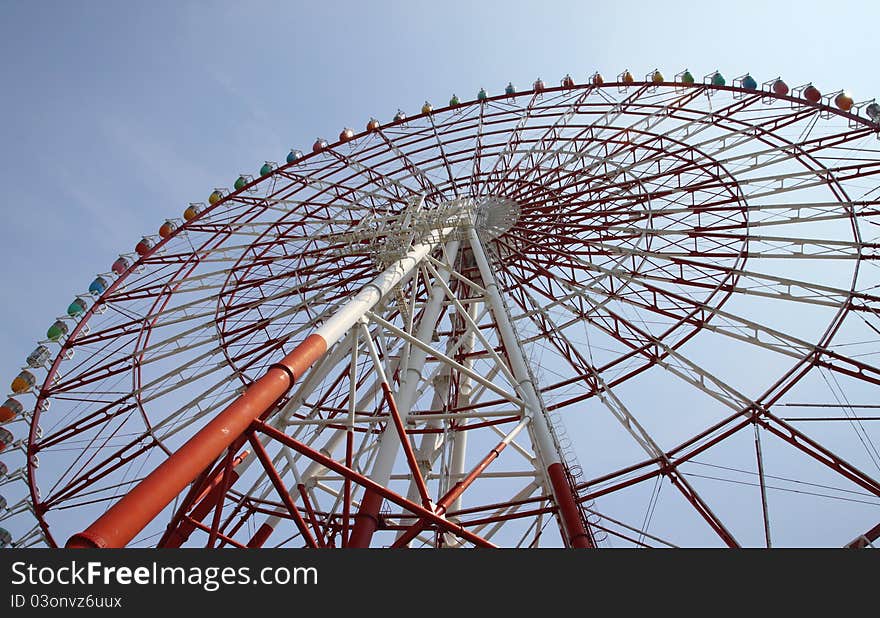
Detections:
[2, 68, 880, 548]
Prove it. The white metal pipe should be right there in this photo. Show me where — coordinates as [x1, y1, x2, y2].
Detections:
[448, 299, 481, 514]
[423, 262, 518, 387]
[466, 225, 561, 467]
[281, 409, 521, 427]
[256, 232, 459, 546]
[360, 239, 461, 492]
[313, 231, 451, 346]
[396, 371, 449, 533]
[366, 311, 522, 406]
[443, 416, 532, 548]
[228, 217, 458, 545]
[252, 329, 406, 543]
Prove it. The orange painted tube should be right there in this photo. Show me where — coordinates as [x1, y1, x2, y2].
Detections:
[66, 334, 327, 548]
[390, 437, 510, 548]
[347, 490, 384, 548]
[163, 449, 250, 548]
[547, 462, 592, 548]
[191, 450, 250, 505]
[246, 522, 275, 548]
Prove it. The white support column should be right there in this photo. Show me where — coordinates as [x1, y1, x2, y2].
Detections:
[239, 224, 457, 547]
[449, 299, 480, 512]
[396, 298, 483, 545]
[348, 238, 461, 546]
[467, 225, 591, 548]
[360, 240, 461, 491]
[314, 232, 451, 346]
[466, 226, 559, 466]
[249, 337, 390, 546]
[439, 298, 481, 548]
[397, 368, 449, 527]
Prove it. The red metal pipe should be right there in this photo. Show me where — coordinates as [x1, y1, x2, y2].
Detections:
[347, 491, 383, 548]
[348, 351, 437, 549]
[154, 460, 214, 548]
[760, 413, 880, 497]
[219, 504, 252, 546]
[253, 420, 496, 548]
[193, 450, 250, 505]
[207, 448, 238, 549]
[547, 463, 592, 548]
[297, 484, 328, 547]
[667, 469, 739, 548]
[456, 505, 556, 528]
[247, 434, 319, 548]
[381, 382, 432, 508]
[182, 516, 248, 549]
[247, 522, 274, 548]
[162, 449, 250, 548]
[66, 334, 327, 548]
[390, 437, 510, 548]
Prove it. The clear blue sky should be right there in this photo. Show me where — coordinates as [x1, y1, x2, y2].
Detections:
[1, 0, 879, 545]
[2, 0, 878, 370]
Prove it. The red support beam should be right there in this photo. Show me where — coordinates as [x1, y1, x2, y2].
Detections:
[759, 413, 880, 497]
[547, 462, 593, 548]
[247, 433, 319, 548]
[297, 484, 328, 547]
[247, 522, 275, 549]
[391, 432, 519, 548]
[381, 382, 433, 509]
[252, 419, 496, 548]
[667, 468, 739, 548]
[161, 447, 249, 548]
[66, 333, 327, 548]
[348, 491, 384, 548]
[846, 521, 880, 548]
[207, 447, 239, 549]
[183, 516, 248, 549]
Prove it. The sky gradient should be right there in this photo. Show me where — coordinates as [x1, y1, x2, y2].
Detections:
[1, 0, 879, 546]
[3, 0, 879, 362]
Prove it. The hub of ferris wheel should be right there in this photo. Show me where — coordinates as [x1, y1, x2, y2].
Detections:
[341, 194, 522, 325]
[335, 194, 521, 273]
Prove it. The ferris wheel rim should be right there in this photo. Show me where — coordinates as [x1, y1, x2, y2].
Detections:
[16, 73, 880, 548]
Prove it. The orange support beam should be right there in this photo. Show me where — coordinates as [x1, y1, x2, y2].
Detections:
[66, 334, 326, 548]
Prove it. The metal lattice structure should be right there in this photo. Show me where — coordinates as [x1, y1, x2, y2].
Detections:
[3, 70, 880, 548]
